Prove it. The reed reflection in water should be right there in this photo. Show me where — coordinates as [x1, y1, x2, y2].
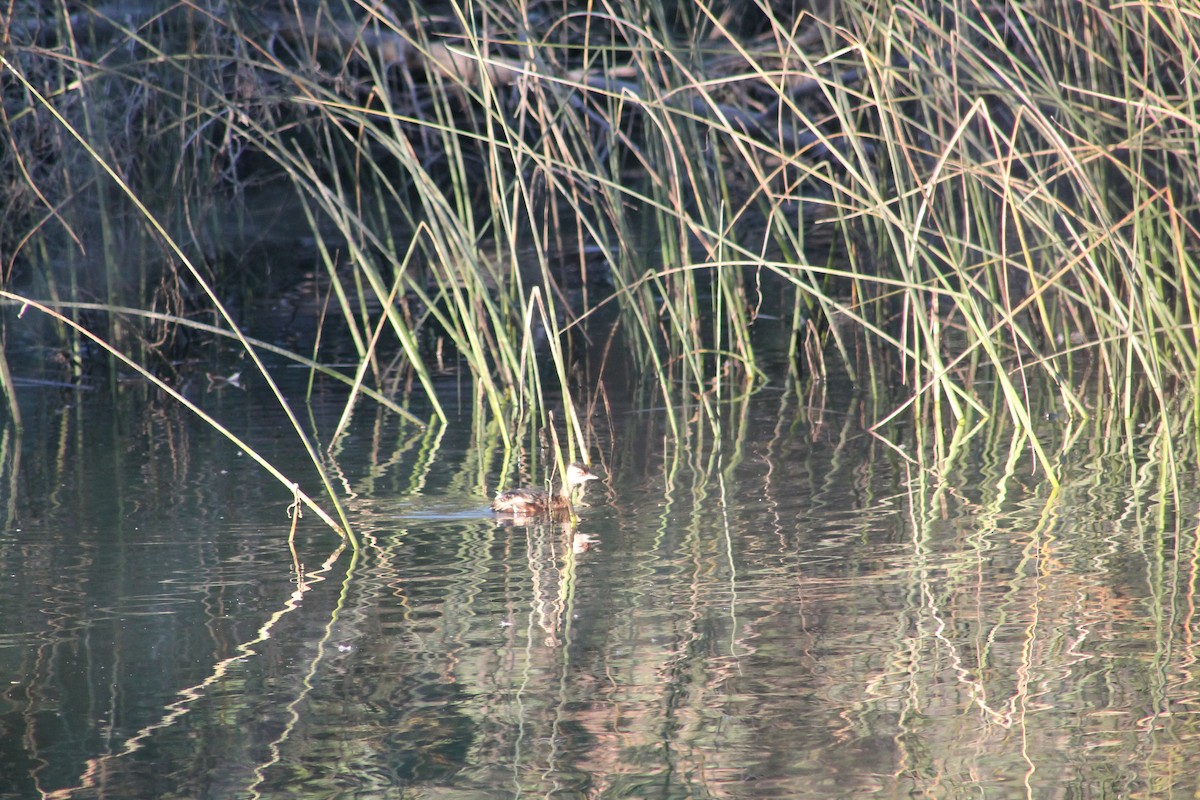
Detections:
[0, 379, 1195, 798]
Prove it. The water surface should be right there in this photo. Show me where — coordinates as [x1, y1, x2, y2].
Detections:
[1, 375, 1196, 799]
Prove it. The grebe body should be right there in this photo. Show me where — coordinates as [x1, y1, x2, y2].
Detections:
[491, 463, 599, 515]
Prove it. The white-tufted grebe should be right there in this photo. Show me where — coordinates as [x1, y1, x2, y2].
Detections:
[491, 463, 599, 515]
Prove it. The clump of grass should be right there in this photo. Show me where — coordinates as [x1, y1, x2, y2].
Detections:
[292, 0, 1198, 474]
[2, 0, 1198, 529]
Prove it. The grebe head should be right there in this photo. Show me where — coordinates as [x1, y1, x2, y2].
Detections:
[565, 463, 600, 489]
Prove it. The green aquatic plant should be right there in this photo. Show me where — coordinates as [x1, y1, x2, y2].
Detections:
[2, 0, 1198, 532]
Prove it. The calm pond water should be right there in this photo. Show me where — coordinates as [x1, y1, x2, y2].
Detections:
[1, 365, 1197, 799]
